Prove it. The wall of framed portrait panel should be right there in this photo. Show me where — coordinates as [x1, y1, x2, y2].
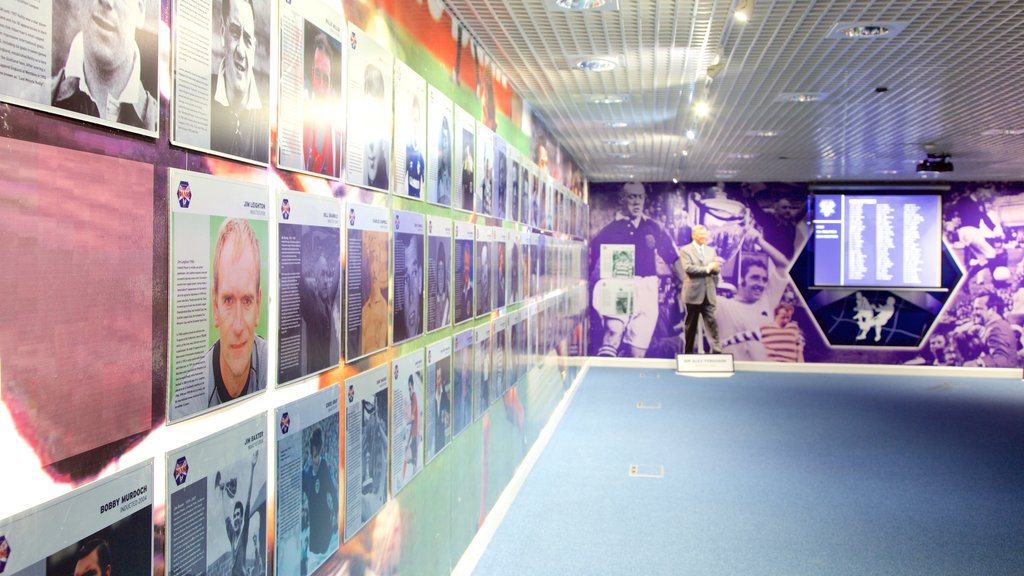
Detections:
[0, 0, 590, 574]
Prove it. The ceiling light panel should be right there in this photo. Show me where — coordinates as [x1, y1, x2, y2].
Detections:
[543, 0, 620, 11]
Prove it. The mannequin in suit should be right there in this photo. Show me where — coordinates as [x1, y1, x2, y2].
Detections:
[680, 224, 722, 353]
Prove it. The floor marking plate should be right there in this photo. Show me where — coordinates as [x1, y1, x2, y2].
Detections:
[629, 464, 665, 478]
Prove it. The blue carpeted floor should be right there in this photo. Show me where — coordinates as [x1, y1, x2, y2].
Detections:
[474, 367, 1024, 575]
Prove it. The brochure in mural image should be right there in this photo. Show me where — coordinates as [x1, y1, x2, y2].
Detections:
[168, 169, 270, 423]
[277, 191, 342, 385]
[391, 351, 424, 493]
[0, 460, 153, 575]
[276, 0, 344, 178]
[343, 364, 389, 541]
[425, 338, 452, 460]
[172, 0, 272, 163]
[166, 414, 268, 576]
[345, 203, 390, 362]
[345, 25, 393, 192]
[275, 385, 341, 576]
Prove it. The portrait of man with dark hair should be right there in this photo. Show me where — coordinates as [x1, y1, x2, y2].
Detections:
[303, 29, 340, 177]
[72, 539, 112, 576]
[302, 426, 337, 561]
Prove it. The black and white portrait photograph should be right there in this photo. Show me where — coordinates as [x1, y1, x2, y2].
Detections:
[392, 210, 425, 344]
[208, 0, 272, 163]
[428, 217, 453, 333]
[42, 0, 160, 135]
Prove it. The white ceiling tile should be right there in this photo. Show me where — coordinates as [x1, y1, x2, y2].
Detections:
[442, 0, 1024, 181]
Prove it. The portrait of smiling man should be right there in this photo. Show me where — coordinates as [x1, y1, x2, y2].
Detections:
[395, 234, 424, 343]
[50, 0, 158, 131]
[210, 0, 269, 163]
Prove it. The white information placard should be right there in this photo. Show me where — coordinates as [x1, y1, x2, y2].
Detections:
[276, 0, 345, 178]
[343, 364, 389, 541]
[391, 210, 425, 345]
[168, 170, 269, 423]
[453, 221, 475, 325]
[424, 338, 452, 461]
[453, 105, 475, 213]
[345, 25, 393, 192]
[166, 415, 268, 576]
[277, 191, 342, 386]
[0, 461, 154, 575]
[474, 122, 494, 216]
[274, 385, 341, 576]
[345, 203, 390, 362]
[392, 60, 427, 200]
[451, 328, 474, 437]
[426, 85, 454, 207]
[172, 0, 272, 163]
[391, 351, 424, 493]
[427, 216, 453, 333]
[475, 225, 494, 317]
[474, 322, 492, 421]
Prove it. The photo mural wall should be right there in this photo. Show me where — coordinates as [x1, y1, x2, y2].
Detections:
[0, 0, 588, 575]
[588, 181, 1024, 368]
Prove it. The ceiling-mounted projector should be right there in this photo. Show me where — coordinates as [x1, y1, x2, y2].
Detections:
[916, 153, 954, 173]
